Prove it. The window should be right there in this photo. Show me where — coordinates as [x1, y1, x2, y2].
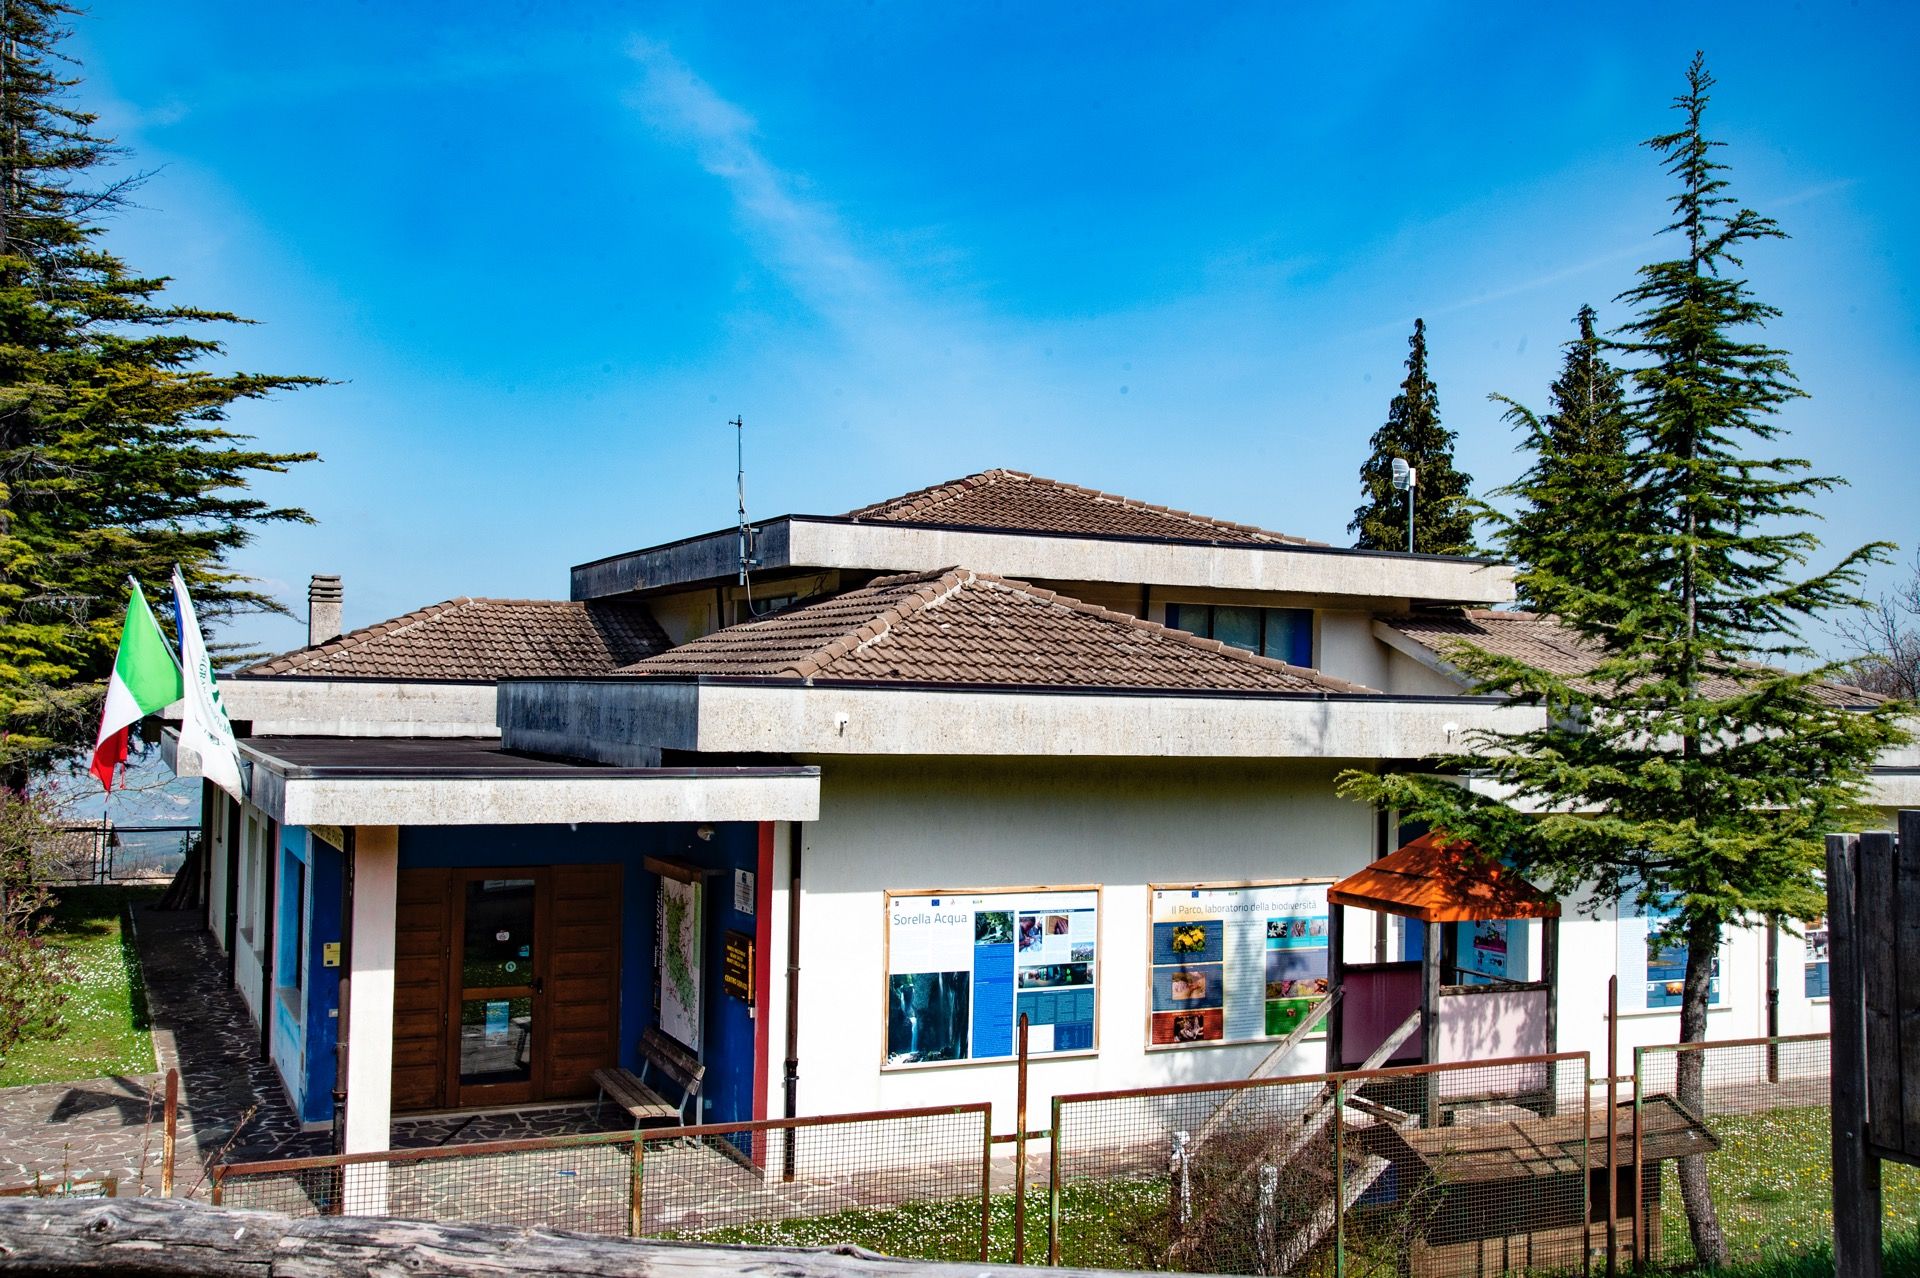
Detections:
[1165, 604, 1313, 667]
[277, 848, 306, 997]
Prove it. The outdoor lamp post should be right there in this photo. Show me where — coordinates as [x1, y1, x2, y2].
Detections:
[1390, 457, 1417, 553]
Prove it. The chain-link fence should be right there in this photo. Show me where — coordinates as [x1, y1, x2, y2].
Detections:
[1049, 1054, 1593, 1275]
[214, 1103, 993, 1260]
[1632, 1033, 1920, 1271]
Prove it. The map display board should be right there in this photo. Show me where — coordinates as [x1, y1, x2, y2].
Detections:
[652, 862, 704, 1053]
[1148, 881, 1331, 1047]
[885, 887, 1099, 1067]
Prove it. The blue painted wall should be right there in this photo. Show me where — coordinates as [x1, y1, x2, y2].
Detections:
[396, 822, 763, 1125]
[269, 826, 308, 1115]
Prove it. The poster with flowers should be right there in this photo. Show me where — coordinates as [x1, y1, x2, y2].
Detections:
[1149, 881, 1331, 1047]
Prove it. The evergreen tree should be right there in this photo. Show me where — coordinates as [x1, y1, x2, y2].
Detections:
[1507, 306, 1629, 608]
[1337, 56, 1909, 1267]
[0, 1, 319, 775]
[1350, 318, 1476, 554]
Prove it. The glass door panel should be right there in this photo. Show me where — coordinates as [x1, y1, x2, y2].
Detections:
[457, 877, 537, 1094]
[458, 995, 534, 1086]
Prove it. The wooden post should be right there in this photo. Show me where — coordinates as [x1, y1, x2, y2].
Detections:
[160, 1068, 179, 1198]
[1605, 976, 1617, 1278]
[1327, 903, 1345, 1068]
[629, 1138, 645, 1239]
[1421, 919, 1442, 1127]
[1013, 1013, 1029, 1265]
[1829, 831, 1883, 1278]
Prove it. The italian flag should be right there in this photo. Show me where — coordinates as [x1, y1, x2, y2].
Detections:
[89, 582, 184, 791]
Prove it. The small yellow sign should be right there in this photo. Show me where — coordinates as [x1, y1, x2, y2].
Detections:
[322, 942, 341, 968]
[722, 930, 754, 1005]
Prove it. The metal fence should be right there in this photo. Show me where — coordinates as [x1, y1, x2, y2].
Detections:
[1049, 1054, 1594, 1276]
[37, 823, 195, 885]
[214, 1103, 994, 1261]
[1632, 1033, 1920, 1271]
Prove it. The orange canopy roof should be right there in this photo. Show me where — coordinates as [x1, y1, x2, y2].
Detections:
[1328, 832, 1561, 923]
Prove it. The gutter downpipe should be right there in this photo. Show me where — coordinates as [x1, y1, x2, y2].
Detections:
[1765, 916, 1780, 1082]
[781, 821, 803, 1181]
[332, 828, 356, 1156]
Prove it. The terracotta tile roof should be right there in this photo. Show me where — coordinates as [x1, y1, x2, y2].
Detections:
[1329, 832, 1561, 923]
[624, 568, 1373, 692]
[844, 469, 1325, 547]
[243, 598, 671, 680]
[1386, 609, 1883, 708]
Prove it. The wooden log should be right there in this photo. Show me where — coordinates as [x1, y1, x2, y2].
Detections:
[0, 1197, 1136, 1278]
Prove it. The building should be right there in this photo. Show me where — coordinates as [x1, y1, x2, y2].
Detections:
[166, 468, 1915, 1155]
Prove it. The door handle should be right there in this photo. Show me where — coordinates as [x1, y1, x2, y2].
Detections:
[533, 976, 544, 994]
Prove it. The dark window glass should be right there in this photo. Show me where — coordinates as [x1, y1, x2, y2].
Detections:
[463, 879, 535, 988]
[1213, 607, 1261, 652]
[1262, 608, 1314, 666]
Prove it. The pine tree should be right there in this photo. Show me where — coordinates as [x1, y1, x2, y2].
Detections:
[0, 1, 319, 775]
[1350, 318, 1476, 554]
[1507, 306, 1629, 608]
[1338, 56, 1909, 1267]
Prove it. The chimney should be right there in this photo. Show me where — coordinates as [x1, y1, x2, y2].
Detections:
[308, 574, 343, 647]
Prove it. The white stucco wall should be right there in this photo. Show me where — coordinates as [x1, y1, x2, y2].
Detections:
[1315, 611, 1392, 691]
[775, 756, 1381, 1127]
[773, 756, 1845, 1130]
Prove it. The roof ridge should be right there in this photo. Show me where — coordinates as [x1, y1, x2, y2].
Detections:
[799, 567, 1373, 693]
[243, 597, 480, 674]
[957, 569, 1375, 693]
[844, 468, 1321, 546]
[802, 569, 972, 679]
[1013, 472, 1311, 546]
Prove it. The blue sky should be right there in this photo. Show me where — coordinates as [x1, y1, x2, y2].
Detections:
[70, 1, 1920, 658]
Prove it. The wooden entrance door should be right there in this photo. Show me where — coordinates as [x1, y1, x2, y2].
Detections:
[390, 865, 622, 1111]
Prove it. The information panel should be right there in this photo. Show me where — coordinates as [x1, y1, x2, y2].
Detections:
[885, 887, 1099, 1067]
[1148, 881, 1331, 1047]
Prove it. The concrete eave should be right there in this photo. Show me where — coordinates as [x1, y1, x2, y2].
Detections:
[572, 516, 1516, 607]
[1869, 768, 1920, 809]
[220, 676, 502, 738]
[500, 678, 1542, 762]
[233, 741, 820, 828]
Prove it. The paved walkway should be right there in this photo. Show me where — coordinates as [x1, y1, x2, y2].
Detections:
[0, 900, 628, 1195]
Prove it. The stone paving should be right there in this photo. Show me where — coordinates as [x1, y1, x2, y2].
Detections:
[0, 900, 304, 1195]
[0, 900, 629, 1196]
[3, 900, 1014, 1246]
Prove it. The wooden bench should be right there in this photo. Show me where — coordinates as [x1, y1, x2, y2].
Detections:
[593, 1027, 705, 1128]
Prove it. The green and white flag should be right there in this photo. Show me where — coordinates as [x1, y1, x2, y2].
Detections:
[171, 567, 245, 800]
[90, 581, 184, 791]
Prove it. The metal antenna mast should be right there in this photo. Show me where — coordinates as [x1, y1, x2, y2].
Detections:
[732, 416, 756, 591]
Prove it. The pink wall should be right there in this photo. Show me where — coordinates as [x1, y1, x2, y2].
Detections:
[1342, 965, 1423, 1064]
[1436, 988, 1549, 1097]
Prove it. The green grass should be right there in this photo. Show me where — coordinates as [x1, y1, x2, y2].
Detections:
[1657, 1104, 1920, 1270]
[676, 1181, 1160, 1266]
[679, 1107, 1920, 1274]
[0, 887, 158, 1088]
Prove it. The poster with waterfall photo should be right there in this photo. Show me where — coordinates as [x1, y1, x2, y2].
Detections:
[654, 866, 703, 1053]
[884, 887, 1099, 1067]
